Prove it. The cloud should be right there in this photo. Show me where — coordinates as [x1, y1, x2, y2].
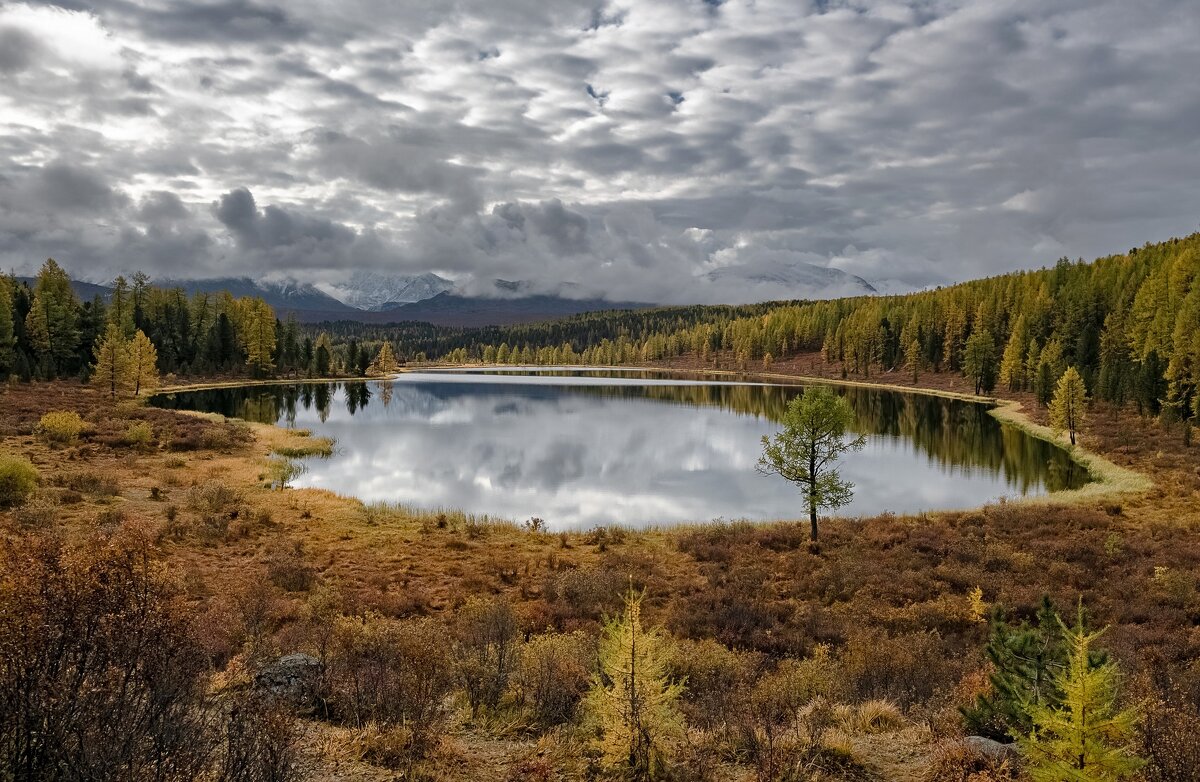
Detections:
[1, 0, 1198, 299]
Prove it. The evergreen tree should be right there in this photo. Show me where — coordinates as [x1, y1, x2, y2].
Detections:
[1020, 613, 1141, 781]
[757, 386, 865, 543]
[964, 327, 998, 394]
[109, 275, 135, 338]
[1050, 366, 1088, 446]
[0, 276, 14, 377]
[586, 589, 684, 780]
[91, 324, 132, 399]
[314, 333, 333, 376]
[24, 260, 81, 377]
[127, 330, 160, 397]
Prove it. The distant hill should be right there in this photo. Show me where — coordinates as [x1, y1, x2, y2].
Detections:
[16, 276, 113, 302]
[290, 292, 652, 327]
[158, 277, 356, 313]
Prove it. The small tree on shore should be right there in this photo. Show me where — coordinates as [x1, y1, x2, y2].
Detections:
[127, 329, 159, 396]
[368, 342, 400, 376]
[92, 324, 132, 399]
[1050, 366, 1088, 446]
[758, 386, 865, 543]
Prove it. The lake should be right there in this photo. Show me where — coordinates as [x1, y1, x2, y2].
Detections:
[151, 368, 1090, 529]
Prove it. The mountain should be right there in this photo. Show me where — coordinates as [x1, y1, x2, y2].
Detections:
[16, 277, 114, 302]
[288, 292, 652, 327]
[315, 271, 453, 311]
[157, 277, 356, 313]
[703, 261, 878, 299]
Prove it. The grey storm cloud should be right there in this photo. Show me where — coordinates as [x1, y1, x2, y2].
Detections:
[1, 0, 1199, 301]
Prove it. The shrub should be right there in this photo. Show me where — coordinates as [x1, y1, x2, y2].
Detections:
[35, 411, 85, 444]
[124, 421, 154, 448]
[454, 596, 521, 715]
[187, 480, 243, 514]
[922, 739, 1019, 782]
[669, 638, 759, 734]
[516, 631, 594, 728]
[216, 691, 304, 782]
[13, 498, 56, 529]
[328, 614, 454, 745]
[0, 531, 212, 779]
[0, 453, 39, 508]
[265, 539, 316, 593]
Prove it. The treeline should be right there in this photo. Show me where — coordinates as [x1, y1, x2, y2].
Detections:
[0, 260, 399, 386]
[331, 234, 1198, 420]
[309, 302, 785, 365]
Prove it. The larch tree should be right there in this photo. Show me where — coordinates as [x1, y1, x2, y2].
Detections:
[586, 589, 684, 781]
[24, 259, 81, 376]
[903, 337, 924, 383]
[109, 275, 135, 338]
[244, 299, 277, 377]
[1050, 366, 1088, 446]
[758, 386, 865, 543]
[368, 342, 400, 376]
[998, 315, 1029, 391]
[92, 324, 132, 399]
[1020, 614, 1142, 781]
[126, 329, 159, 397]
[963, 327, 998, 395]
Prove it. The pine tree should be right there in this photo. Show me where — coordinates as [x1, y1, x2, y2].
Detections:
[126, 330, 159, 397]
[586, 589, 684, 780]
[0, 275, 15, 377]
[92, 324, 132, 399]
[314, 333, 333, 377]
[1050, 366, 1088, 446]
[1020, 613, 1142, 781]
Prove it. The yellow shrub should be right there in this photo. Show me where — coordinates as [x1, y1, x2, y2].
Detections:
[0, 454, 40, 507]
[36, 411, 85, 444]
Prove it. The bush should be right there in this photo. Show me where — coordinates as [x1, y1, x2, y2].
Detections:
[124, 421, 154, 448]
[187, 480, 243, 514]
[265, 539, 316, 593]
[922, 739, 1019, 782]
[0, 453, 39, 508]
[328, 614, 454, 744]
[36, 411, 84, 444]
[669, 638, 759, 734]
[454, 596, 521, 715]
[516, 631, 594, 728]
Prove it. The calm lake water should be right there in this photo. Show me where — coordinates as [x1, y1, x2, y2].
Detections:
[151, 368, 1089, 529]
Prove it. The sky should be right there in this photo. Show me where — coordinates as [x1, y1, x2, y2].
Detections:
[1, 0, 1198, 303]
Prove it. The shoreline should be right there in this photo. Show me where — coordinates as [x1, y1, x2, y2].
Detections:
[154, 363, 1153, 523]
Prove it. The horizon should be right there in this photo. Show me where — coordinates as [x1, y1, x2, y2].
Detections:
[2, 1, 1199, 306]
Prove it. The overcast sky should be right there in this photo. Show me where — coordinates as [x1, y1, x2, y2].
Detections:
[1, 0, 1198, 302]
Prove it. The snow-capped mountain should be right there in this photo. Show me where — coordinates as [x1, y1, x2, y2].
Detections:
[315, 271, 454, 311]
[157, 277, 356, 311]
[702, 262, 878, 302]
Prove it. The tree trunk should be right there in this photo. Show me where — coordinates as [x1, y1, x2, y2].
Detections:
[809, 501, 818, 542]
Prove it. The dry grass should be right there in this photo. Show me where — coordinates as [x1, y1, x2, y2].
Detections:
[1, 374, 1198, 781]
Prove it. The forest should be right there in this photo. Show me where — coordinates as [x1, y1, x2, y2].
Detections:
[317, 233, 1200, 423]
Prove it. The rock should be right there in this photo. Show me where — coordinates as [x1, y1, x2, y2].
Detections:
[963, 736, 1020, 763]
[253, 653, 322, 711]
